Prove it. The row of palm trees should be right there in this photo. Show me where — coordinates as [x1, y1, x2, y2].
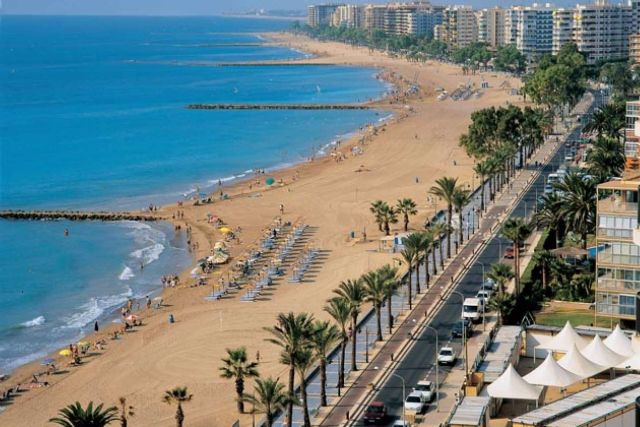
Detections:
[370, 198, 418, 234]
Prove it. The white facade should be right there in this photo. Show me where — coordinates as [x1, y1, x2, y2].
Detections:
[308, 4, 340, 27]
[437, 5, 478, 48]
[330, 5, 363, 28]
[505, 4, 554, 61]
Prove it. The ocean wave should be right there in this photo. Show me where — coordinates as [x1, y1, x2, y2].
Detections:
[119, 266, 135, 281]
[131, 243, 165, 265]
[62, 289, 132, 330]
[20, 316, 45, 328]
[119, 221, 167, 265]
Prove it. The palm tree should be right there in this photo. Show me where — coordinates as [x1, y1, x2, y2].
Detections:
[399, 247, 416, 309]
[584, 103, 625, 140]
[370, 200, 385, 232]
[370, 200, 398, 235]
[555, 173, 597, 249]
[429, 176, 459, 259]
[396, 198, 418, 232]
[419, 232, 433, 287]
[310, 320, 342, 406]
[587, 137, 625, 182]
[535, 192, 564, 248]
[403, 233, 424, 294]
[264, 312, 314, 427]
[501, 217, 531, 296]
[487, 293, 516, 325]
[362, 270, 387, 341]
[532, 249, 556, 290]
[219, 347, 260, 413]
[324, 297, 349, 388]
[293, 349, 316, 427]
[50, 402, 118, 427]
[117, 397, 134, 427]
[333, 279, 366, 371]
[430, 222, 447, 270]
[162, 387, 192, 427]
[242, 377, 292, 427]
[474, 161, 492, 212]
[452, 188, 472, 246]
[486, 263, 514, 294]
[377, 265, 399, 334]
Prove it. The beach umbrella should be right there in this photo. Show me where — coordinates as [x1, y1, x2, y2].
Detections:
[41, 358, 55, 366]
[219, 227, 232, 234]
[59, 349, 72, 357]
[77, 341, 89, 347]
[265, 177, 275, 186]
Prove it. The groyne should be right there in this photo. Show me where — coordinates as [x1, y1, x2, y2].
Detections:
[186, 103, 371, 110]
[0, 210, 164, 222]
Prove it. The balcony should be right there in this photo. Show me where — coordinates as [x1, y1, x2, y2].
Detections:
[597, 196, 638, 215]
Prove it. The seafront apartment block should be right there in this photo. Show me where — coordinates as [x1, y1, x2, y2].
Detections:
[596, 178, 640, 323]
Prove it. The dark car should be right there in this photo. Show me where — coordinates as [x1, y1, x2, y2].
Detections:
[363, 401, 387, 424]
[504, 246, 515, 259]
[452, 319, 472, 338]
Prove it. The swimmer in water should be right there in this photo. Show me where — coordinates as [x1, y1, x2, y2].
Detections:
[64, 229, 69, 237]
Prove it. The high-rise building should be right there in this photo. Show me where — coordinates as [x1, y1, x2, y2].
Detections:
[363, 4, 387, 31]
[552, 8, 575, 55]
[381, 3, 434, 36]
[331, 5, 364, 28]
[504, 4, 554, 61]
[630, 33, 640, 65]
[409, 9, 443, 37]
[436, 6, 478, 48]
[477, 7, 506, 49]
[308, 4, 340, 27]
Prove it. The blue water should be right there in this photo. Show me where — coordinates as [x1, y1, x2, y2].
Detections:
[0, 16, 388, 372]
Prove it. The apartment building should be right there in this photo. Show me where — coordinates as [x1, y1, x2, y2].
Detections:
[552, 8, 575, 55]
[308, 4, 340, 27]
[504, 4, 554, 61]
[330, 5, 364, 28]
[595, 178, 640, 323]
[631, 33, 640, 65]
[436, 5, 478, 48]
[408, 9, 443, 37]
[477, 7, 506, 49]
[363, 4, 387, 31]
[625, 101, 640, 165]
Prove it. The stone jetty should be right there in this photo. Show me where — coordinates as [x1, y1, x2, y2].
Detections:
[186, 103, 371, 111]
[0, 210, 164, 222]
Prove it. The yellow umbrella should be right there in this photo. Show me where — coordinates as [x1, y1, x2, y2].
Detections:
[219, 227, 232, 234]
[59, 349, 72, 357]
[77, 341, 88, 347]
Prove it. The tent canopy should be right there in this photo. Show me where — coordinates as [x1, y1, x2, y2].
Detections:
[523, 354, 582, 388]
[617, 353, 640, 370]
[581, 334, 627, 368]
[487, 364, 542, 401]
[537, 321, 589, 353]
[558, 343, 607, 379]
[604, 325, 634, 357]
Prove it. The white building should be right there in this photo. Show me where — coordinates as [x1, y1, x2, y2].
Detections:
[308, 4, 340, 27]
[504, 4, 554, 61]
[436, 5, 478, 48]
[330, 5, 363, 28]
[477, 7, 506, 49]
[552, 8, 575, 55]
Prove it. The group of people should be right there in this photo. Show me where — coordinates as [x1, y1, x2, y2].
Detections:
[161, 275, 180, 288]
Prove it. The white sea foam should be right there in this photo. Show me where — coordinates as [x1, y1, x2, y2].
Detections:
[62, 289, 133, 330]
[131, 243, 165, 265]
[120, 221, 167, 265]
[21, 316, 45, 328]
[119, 266, 135, 281]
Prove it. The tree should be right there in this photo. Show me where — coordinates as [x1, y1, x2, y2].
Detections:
[493, 44, 526, 74]
[162, 387, 192, 427]
[430, 222, 447, 271]
[264, 312, 314, 427]
[532, 249, 556, 290]
[396, 198, 418, 232]
[50, 402, 118, 427]
[117, 397, 134, 427]
[370, 200, 385, 232]
[584, 103, 625, 140]
[324, 297, 350, 388]
[535, 192, 565, 248]
[370, 200, 398, 235]
[377, 264, 399, 334]
[555, 173, 597, 249]
[501, 217, 531, 296]
[452, 188, 472, 246]
[333, 279, 366, 371]
[294, 349, 316, 427]
[219, 347, 260, 413]
[419, 232, 433, 287]
[600, 62, 638, 102]
[474, 161, 492, 212]
[429, 176, 460, 259]
[241, 377, 292, 427]
[310, 320, 341, 407]
[486, 263, 514, 294]
[362, 269, 388, 341]
[400, 246, 417, 309]
[403, 232, 425, 294]
[587, 136, 625, 182]
[487, 293, 516, 324]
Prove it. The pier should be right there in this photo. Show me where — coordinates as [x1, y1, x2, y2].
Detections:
[0, 210, 164, 222]
[186, 103, 371, 111]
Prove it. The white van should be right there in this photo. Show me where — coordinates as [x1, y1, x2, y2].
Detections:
[462, 297, 483, 323]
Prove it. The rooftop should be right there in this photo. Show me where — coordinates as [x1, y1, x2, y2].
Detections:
[448, 396, 490, 426]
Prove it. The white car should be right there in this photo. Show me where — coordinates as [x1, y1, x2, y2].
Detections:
[438, 347, 457, 366]
[481, 278, 496, 291]
[392, 420, 411, 427]
[404, 392, 427, 414]
[413, 380, 434, 402]
[476, 289, 492, 305]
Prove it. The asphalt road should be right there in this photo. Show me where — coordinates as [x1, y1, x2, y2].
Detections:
[357, 107, 592, 425]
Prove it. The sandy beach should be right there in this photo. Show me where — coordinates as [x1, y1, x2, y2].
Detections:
[0, 33, 522, 426]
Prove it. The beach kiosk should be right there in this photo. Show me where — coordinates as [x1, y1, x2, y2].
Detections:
[378, 232, 410, 253]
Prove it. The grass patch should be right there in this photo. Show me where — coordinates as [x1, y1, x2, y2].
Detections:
[536, 310, 612, 329]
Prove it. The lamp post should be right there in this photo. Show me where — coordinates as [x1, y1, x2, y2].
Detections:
[476, 262, 487, 332]
[425, 325, 440, 412]
[365, 327, 369, 363]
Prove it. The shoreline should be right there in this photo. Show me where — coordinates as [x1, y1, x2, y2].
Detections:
[0, 31, 523, 426]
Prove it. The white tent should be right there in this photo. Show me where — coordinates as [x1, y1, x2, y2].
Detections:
[558, 343, 607, 379]
[617, 353, 640, 370]
[581, 334, 626, 368]
[604, 325, 634, 357]
[632, 335, 640, 354]
[537, 321, 588, 353]
[487, 364, 542, 401]
[523, 354, 582, 387]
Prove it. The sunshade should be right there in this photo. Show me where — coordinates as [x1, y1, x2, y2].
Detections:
[265, 177, 275, 185]
[59, 349, 72, 357]
[558, 343, 607, 378]
[617, 352, 640, 370]
[537, 321, 589, 353]
[603, 325, 634, 357]
[219, 227, 232, 234]
[523, 354, 582, 387]
[581, 334, 626, 368]
[487, 364, 542, 400]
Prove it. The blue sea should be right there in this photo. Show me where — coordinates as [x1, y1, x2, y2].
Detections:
[0, 16, 388, 372]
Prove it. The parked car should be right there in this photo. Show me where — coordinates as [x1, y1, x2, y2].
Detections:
[481, 278, 496, 291]
[363, 401, 387, 424]
[451, 319, 472, 338]
[462, 297, 484, 323]
[476, 289, 492, 305]
[504, 246, 515, 259]
[404, 392, 427, 414]
[413, 380, 435, 402]
[392, 420, 411, 427]
[437, 347, 457, 366]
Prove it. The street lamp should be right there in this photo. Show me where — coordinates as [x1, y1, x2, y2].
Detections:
[425, 325, 440, 412]
[374, 367, 406, 425]
[365, 327, 369, 363]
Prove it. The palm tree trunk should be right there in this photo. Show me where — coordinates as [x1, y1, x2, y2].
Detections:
[432, 246, 437, 275]
[514, 244, 521, 296]
[446, 206, 453, 259]
[582, 232, 588, 250]
[424, 253, 430, 287]
[407, 269, 413, 309]
[459, 211, 464, 245]
[542, 264, 547, 290]
[351, 315, 358, 371]
[301, 377, 311, 427]
[404, 214, 409, 232]
[384, 220, 390, 236]
[439, 238, 444, 270]
[236, 377, 245, 413]
[480, 174, 485, 212]
[267, 413, 274, 427]
[320, 359, 328, 406]
[176, 404, 184, 427]
[287, 365, 295, 427]
[415, 259, 421, 294]
[376, 304, 383, 341]
[387, 295, 393, 334]
[339, 339, 346, 388]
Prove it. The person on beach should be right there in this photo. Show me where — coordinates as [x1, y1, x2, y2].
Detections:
[94, 321, 99, 332]
[146, 296, 151, 310]
[279, 204, 284, 215]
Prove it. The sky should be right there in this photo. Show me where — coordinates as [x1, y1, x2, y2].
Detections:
[1, 0, 572, 16]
